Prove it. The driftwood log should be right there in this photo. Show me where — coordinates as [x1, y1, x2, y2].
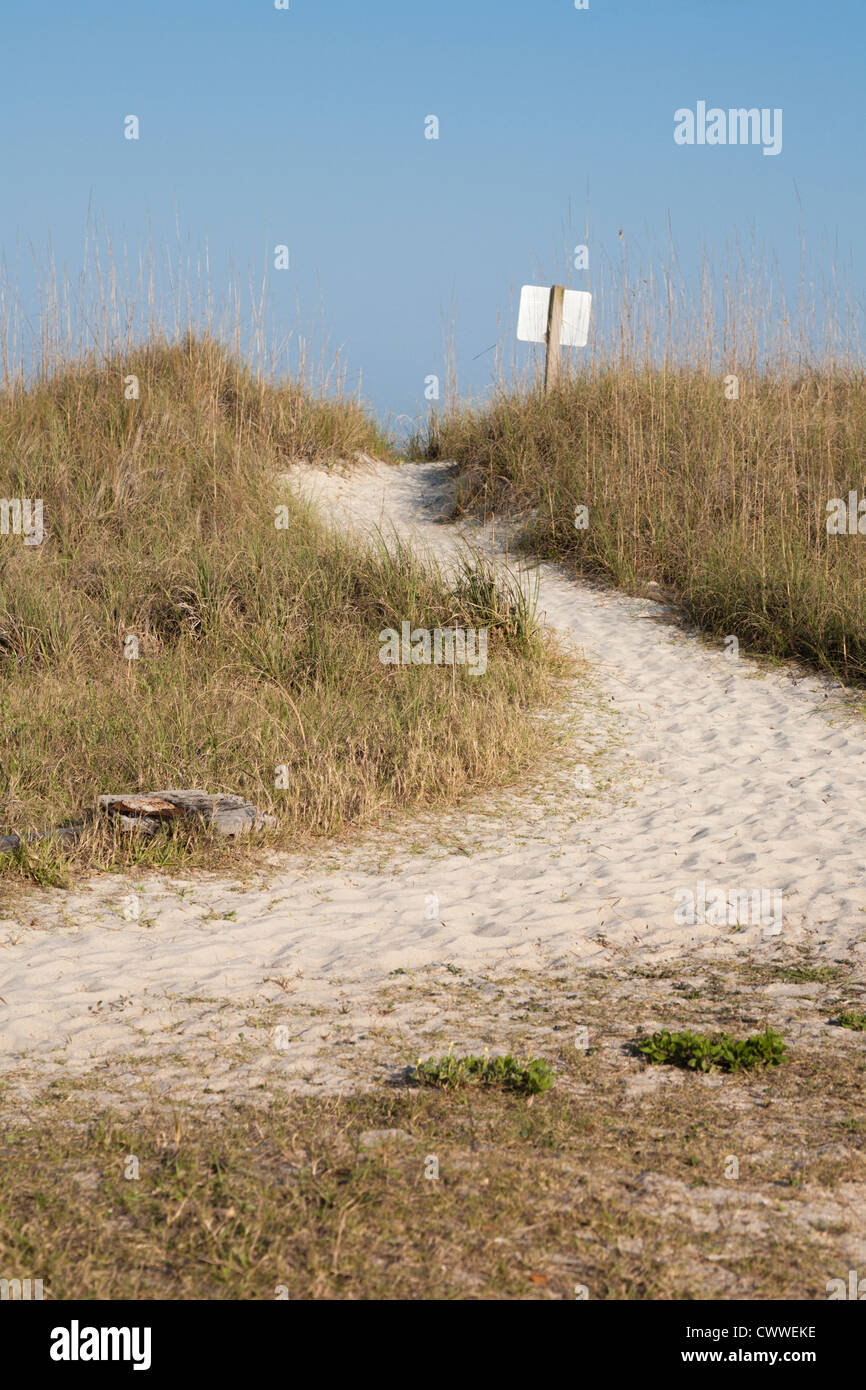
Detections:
[97, 790, 277, 837]
[0, 790, 276, 853]
[0, 826, 81, 854]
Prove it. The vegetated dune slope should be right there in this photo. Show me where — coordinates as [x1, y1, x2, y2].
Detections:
[1, 458, 865, 1100]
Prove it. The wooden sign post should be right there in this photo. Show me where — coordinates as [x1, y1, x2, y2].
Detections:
[544, 285, 565, 393]
[517, 284, 592, 395]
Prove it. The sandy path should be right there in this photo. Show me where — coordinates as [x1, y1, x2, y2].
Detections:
[2, 459, 865, 1099]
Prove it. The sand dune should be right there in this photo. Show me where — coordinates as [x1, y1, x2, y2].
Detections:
[2, 460, 864, 1098]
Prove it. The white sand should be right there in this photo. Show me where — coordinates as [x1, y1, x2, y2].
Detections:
[2, 459, 865, 1098]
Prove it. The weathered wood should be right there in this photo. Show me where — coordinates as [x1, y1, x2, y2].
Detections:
[544, 284, 565, 394]
[98, 789, 276, 838]
[2, 790, 276, 855]
[98, 795, 185, 821]
[0, 826, 81, 854]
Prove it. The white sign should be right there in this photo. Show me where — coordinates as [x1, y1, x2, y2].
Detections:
[517, 285, 592, 347]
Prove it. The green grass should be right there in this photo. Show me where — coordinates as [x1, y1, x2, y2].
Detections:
[637, 1027, 787, 1073]
[0, 336, 567, 877]
[834, 1009, 866, 1032]
[736, 962, 850, 987]
[772, 966, 847, 984]
[414, 1050, 554, 1095]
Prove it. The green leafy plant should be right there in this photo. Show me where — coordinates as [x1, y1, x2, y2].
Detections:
[636, 1027, 787, 1074]
[835, 1009, 866, 1032]
[414, 1048, 554, 1095]
[774, 966, 844, 984]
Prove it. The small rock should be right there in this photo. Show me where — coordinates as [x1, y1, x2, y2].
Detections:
[70, 1170, 101, 1192]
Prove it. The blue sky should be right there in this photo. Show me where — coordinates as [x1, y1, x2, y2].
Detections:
[2, 0, 864, 426]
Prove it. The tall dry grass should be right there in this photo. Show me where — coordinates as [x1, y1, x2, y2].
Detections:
[417, 248, 866, 684]
[0, 318, 561, 879]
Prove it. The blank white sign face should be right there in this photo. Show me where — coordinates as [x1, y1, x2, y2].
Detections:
[517, 286, 592, 347]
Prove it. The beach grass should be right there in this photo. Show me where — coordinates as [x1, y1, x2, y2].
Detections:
[414, 252, 866, 687]
[0, 335, 565, 879]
